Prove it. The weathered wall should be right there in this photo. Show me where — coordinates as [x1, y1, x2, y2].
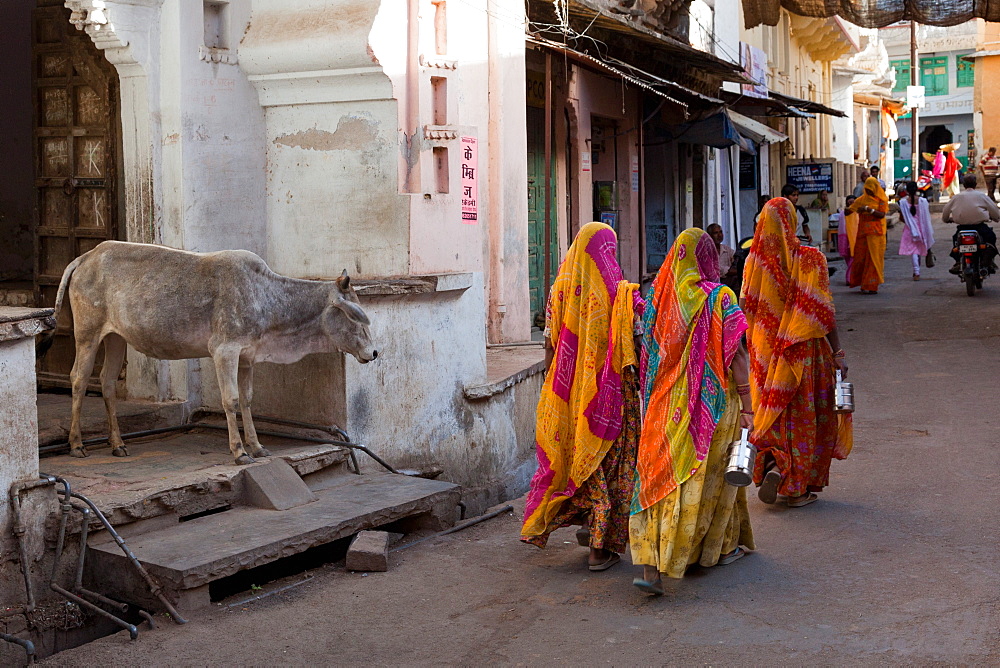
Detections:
[0, 5, 35, 282]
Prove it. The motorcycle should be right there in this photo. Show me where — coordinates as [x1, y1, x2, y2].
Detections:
[953, 227, 996, 296]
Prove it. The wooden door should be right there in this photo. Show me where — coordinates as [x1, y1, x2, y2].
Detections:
[526, 107, 558, 329]
[33, 1, 119, 386]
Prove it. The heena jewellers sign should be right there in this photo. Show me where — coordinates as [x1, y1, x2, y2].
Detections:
[920, 96, 973, 117]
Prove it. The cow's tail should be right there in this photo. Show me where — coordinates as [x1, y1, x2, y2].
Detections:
[36, 255, 85, 359]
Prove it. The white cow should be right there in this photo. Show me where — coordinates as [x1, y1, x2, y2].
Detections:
[40, 241, 377, 464]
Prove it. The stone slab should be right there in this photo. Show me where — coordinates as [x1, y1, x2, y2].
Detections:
[38, 431, 348, 526]
[87, 473, 460, 593]
[241, 457, 317, 510]
[346, 530, 389, 572]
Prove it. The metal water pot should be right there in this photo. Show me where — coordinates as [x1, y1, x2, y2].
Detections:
[834, 369, 854, 414]
[724, 428, 756, 487]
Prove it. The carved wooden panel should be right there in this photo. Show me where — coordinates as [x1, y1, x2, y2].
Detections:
[33, 2, 119, 386]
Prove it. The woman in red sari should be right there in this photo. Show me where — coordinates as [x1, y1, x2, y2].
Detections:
[741, 198, 853, 507]
[846, 177, 889, 294]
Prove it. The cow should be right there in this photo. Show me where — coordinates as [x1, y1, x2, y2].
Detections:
[38, 241, 377, 465]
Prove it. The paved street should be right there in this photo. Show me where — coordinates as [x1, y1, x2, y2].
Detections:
[47, 214, 1000, 665]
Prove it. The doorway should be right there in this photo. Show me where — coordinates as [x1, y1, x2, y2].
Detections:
[1, 1, 122, 386]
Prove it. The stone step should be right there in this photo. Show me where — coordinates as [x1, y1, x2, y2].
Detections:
[39, 432, 352, 527]
[84, 473, 460, 611]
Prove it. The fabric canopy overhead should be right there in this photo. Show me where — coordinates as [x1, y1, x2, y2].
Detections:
[742, 0, 1000, 29]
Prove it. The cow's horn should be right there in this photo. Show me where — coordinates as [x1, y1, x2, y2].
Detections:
[337, 269, 350, 291]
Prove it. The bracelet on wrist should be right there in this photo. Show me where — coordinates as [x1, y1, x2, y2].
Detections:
[739, 409, 754, 415]
[833, 349, 845, 358]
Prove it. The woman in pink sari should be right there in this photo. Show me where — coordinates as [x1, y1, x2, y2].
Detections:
[897, 181, 935, 280]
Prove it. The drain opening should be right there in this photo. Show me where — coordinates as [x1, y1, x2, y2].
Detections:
[209, 536, 353, 602]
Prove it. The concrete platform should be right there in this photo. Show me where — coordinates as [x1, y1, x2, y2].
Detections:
[85, 472, 460, 611]
[37, 393, 187, 447]
[38, 430, 350, 526]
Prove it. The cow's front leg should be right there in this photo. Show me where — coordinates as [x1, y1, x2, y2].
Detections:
[238, 363, 269, 459]
[212, 347, 252, 464]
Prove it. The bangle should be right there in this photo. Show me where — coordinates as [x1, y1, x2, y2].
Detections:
[739, 410, 754, 416]
[736, 383, 751, 395]
[833, 348, 845, 358]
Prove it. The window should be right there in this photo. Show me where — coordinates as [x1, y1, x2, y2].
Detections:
[920, 56, 948, 96]
[957, 54, 975, 87]
[891, 59, 910, 93]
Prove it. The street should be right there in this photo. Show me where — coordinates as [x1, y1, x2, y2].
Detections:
[46, 214, 1000, 665]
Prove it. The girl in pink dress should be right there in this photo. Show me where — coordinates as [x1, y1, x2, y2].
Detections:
[897, 181, 935, 280]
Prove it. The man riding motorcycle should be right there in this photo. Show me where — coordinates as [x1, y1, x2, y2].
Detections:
[942, 173, 999, 273]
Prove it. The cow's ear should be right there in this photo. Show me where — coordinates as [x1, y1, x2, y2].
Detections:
[337, 269, 351, 292]
[335, 299, 370, 326]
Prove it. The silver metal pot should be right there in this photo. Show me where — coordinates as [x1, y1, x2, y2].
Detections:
[724, 428, 756, 487]
[834, 369, 854, 413]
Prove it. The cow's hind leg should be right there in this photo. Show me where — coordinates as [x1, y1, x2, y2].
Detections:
[68, 334, 103, 458]
[238, 363, 270, 459]
[100, 334, 129, 457]
[213, 347, 252, 464]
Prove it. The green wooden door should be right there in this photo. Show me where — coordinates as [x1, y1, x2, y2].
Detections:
[527, 107, 558, 328]
[920, 56, 948, 96]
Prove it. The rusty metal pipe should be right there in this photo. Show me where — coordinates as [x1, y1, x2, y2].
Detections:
[63, 490, 188, 625]
[8, 476, 57, 615]
[76, 587, 128, 613]
[73, 504, 91, 590]
[192, 409, 350, 442]
[392, 505, 514, 552]
[0, 632, 35, 664]
[136, 607, 156, 629]
[189, 423, 399, 474]
[39, 424, 196, 456]
[50, 583, 137, 640]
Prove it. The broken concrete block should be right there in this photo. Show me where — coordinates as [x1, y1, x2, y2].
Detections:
[241, 457, 317, 511]
[346, 530, 390, 572]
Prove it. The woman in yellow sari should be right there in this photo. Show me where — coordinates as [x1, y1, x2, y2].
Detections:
[742, 198, 853, 508]
[629, 228, 755, 595]
[521, 222, 643, 572]
[846, 177, 889, 294]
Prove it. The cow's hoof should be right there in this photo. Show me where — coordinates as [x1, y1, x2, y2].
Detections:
[112, 445, 129, 457]
[69, 447, 89, 458]
[235, 454, 255, 465]
[253, 447, 271, 458]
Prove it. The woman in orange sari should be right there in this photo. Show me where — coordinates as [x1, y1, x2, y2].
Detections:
[742, 198, 853, 507]
[521, 222, 643, 572]
[846, 177, 889, 294]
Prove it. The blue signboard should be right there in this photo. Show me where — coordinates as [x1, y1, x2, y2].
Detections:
[786, 162, 834, 194]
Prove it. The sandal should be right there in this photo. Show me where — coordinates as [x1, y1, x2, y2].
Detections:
[588, 552, 620, 572]
[787, 492, 818, 507]
[633, 577, 665, 596]
[718, 546, 747, 565]
[912, 274, 920, 281]
[758, 468, 782, 505]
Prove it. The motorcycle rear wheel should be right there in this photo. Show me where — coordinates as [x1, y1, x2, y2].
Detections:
[966, 275, 977, 296]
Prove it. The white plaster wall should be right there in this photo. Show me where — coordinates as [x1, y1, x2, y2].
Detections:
[713, 0, 742, 64]
[342, 274, 536, 497]
[831, 72, 856, 166]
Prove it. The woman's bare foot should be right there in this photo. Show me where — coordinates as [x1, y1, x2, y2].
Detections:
[587, 548, 621, 571]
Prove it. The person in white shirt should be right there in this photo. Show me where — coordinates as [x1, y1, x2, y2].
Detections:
[707, 223, 736, 280]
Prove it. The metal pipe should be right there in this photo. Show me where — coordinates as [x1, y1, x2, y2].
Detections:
[193, 409, 350, 442]
[8, 476, 56, 614]
[63, 490, 189, 625]
[50, 583, 138, 640]
[224, 576, 314, 609]
[76, 587, 128, 613]
[188, 424, 399, 474]
[136, 607, 156, 629]
[392, 504, 514, 552]
[910, 20, 920, 179]
[73, 504, 91, 590]
[39, 424, 196, 455]
[0, 632, 35, 665]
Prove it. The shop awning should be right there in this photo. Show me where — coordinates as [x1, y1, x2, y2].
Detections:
[742, 0, 1000, 29]
[728, 111, 788, 144]
[720, 90, 816, 119]
[659, 112, 757, 154]
[768, 91, 847, 118]
[526, 36, 689, 111]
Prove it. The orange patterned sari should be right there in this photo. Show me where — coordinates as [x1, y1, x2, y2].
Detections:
[741, 198, 853, 498]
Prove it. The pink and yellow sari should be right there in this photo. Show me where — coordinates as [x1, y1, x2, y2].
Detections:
[521, 223, 643, 552]
[629, 228, 753, 579]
